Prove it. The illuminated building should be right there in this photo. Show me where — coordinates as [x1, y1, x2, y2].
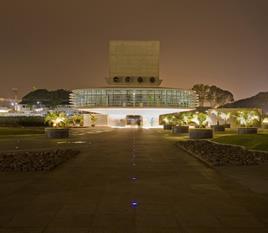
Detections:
[70, 41, 198, 127]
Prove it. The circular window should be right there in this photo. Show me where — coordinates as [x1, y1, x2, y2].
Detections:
[137, 77, 143, 83]
[125, 77, 130, 82]
[113, 77, 119, 82]
[150, 77, 156, 83]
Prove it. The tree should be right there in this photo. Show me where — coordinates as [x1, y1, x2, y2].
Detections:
[193, 84, 234, 108]
[192, 84, 210, 107]
[20, 89, 71, 107]
[206, 85, 219, 108]
[213, 88, 234, 108]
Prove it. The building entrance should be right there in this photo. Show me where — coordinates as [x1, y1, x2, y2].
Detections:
[126, 115, 142, 126]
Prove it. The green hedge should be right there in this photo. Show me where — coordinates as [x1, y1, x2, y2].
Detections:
[0, 116, 47, 127]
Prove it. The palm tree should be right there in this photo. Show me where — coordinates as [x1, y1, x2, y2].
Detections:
[71, 114, 84, 126]
[44, 112, 68, 128]
[176, 112, 193, 126]
[233, 110, 260, 127]
[90, 114, 97, 127]
[190, 112, 209, 128]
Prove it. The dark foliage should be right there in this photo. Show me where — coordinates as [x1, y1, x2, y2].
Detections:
[192, 84, 234, 108]
[20, 89, 71, 107]
[0, 116, 47, 127]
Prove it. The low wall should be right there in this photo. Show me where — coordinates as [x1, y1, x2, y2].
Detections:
[83, 114, 108, 127]
[189, 129, 213, 139]
[172, 126, 189, 134]
[238, 127, 258, 134]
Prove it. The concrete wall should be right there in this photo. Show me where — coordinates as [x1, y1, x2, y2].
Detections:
[83, 114, 108, 127]
[109, 41, 160, 79]
[81, 108, 191, 128]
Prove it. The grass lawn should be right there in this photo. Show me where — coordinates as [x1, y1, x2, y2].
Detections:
[0, 127, 45, 136]
[212, 133, 268, 152]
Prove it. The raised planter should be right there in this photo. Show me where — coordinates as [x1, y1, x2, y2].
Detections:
[45, 128, 69, 138]
[238, 127, 258, 135]
[211, 125, 225, 132]
[163, 124, 173, 130]
[189, 128, 213, 139]
[172, 125, 189, 134]
[222, 124, 231, 128]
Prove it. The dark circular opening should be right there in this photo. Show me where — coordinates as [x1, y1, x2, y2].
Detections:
[137, 77, 143, 83]
[113, 77, 119, 82]
[150, 77, 156, 83]
[125, 77, 130, 82]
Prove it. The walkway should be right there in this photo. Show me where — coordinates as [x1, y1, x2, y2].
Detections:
[0, 129, 267, 233]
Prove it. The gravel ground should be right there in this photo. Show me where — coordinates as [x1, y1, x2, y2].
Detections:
[177, 140, 268, 166]
[0, 149, 80, 172]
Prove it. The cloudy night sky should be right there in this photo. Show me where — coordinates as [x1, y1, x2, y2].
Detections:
[0, 0, 268, 100]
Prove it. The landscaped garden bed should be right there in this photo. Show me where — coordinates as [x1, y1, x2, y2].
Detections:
[0, 127, 44, 136]
[0, 149, 79, 172]
[213, 134, 268, 151]
[177, 140, 268, 166]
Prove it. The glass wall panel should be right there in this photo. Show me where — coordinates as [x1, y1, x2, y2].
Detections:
[70, 88, 198, 108]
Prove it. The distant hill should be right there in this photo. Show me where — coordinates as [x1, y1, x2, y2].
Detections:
[224, 92, 268, 114]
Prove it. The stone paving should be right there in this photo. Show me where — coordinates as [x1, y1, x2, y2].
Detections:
[0, 128, 268, 233]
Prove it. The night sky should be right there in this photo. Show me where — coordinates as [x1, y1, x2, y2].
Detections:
[1, 0, 268, 100]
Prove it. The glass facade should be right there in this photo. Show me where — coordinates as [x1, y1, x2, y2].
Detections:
[70, 88, 197, 108]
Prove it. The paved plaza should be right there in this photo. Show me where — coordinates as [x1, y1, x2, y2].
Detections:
[0, 128, 268, 233]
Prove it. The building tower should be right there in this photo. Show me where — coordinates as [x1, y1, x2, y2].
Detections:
[107, 41, 162, 87]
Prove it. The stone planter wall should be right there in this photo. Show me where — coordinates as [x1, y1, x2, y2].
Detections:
[45, 128, 69, 138]
[238, 127, 258, 135]
[172, 126, 189, 134]
[163, 125, 173, 130]
[189, 128, 213, 139]
[223, 124, 231, 128]
[211, 125, 225, 132]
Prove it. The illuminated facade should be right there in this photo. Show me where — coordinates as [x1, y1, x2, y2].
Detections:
[70, 41, 198, 127]
[70, 88, 196, 108]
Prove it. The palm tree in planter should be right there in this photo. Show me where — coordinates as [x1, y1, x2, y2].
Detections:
[71, 114, 84, 127]
[262, 117, 268, 129]
[44, 112, 69, 138]
[189, 112, 213, 139]
[234, 110, 261, 134]
[220, 111, 231, 128]
[162, 115, 176, 130]
[90, 114, 97, 127]
[210, 110, 231, 131]
[172, 112, 192, 134]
